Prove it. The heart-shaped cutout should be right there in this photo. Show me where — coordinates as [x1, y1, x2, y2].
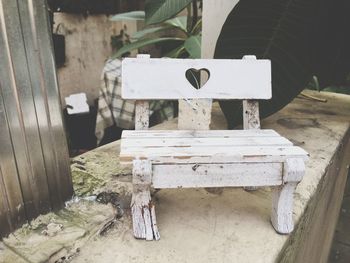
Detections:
[185, 68, 210, 90]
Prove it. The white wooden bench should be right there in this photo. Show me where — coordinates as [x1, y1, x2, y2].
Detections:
[120, 54, 309, 241]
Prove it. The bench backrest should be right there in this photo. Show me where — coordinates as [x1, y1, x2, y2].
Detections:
[121, 54, 271, 130]
[122, 56, 271, 100]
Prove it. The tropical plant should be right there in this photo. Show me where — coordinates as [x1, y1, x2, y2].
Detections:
[214, 0, 350, 128]
[110, 0, 201, 58]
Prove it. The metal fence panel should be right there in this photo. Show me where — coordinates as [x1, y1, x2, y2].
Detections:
[0, 0, 73, 238]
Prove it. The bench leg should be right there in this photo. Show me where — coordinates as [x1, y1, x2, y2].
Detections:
[131, 160, 160, 241]
[271, 158, 305, 234]
[271, 182, 297, 234]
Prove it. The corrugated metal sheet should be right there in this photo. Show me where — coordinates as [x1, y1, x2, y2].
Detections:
[0, 0, 73, 238]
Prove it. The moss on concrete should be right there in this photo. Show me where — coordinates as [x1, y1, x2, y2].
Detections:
[71, 170, 105, 197]
[71, 150, 131, 197]
[0, 201, 115, 263]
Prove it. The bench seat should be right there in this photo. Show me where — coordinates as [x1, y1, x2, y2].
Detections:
[120, 129, 309, 165]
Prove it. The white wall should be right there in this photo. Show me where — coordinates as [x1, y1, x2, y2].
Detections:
[202, 0, 239, 59]
[54, 14, 137, 106]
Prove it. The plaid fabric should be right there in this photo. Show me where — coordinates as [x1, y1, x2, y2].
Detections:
[95, 58, 175, 143]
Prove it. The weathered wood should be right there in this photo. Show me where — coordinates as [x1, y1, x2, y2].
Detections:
[271, 158, 305, 234]
[242, 56, 260, 130]
[120, 145, 308, 164]
[283, 158, 305, 182]
[271, 182, 297, 234]
[121, 136, 292, 149]
[131, 160, 160, 241]
[122, 155, 308, 166]
[242, 56, 261, 192]
[243, 100, 260, 129]
[243, 99, 260, 191]
[152, 163, 283, 188]
[178, 99, 212, 130]
[135, 101, 149, 130]
[134, 54, 151, 131]
[122, 129, 280, 138]
[122, 58, 272, 99]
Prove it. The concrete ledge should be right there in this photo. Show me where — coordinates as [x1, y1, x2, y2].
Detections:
[1, 90, 349, 263]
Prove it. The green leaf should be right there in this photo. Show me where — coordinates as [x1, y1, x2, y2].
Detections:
[322, 86, 350, 95]
[145, 0, 192, 25]
[163, 44, 186, 58]
[190, 19, 202, 35]
[164, 16, 188, 32]
[112, 37, 184, 58]
[131, 26, 170, 40]
[110, 11, 145, 21]
[184, 35, 201, 58]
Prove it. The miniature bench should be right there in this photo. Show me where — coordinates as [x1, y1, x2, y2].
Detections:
[120, 54, 309, 241]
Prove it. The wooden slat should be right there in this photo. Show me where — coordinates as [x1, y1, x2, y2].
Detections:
[122, 129, 280, 139]
[152, 163, 283, 188]
[122, 58, 271, 99]
[121, 136, 292, 149]
[121, 145, 308, 156]
[120, 146, 309, 164]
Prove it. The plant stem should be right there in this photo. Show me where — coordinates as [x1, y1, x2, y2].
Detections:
[187, 3, 192, 33]
[192, 0, 198, 32]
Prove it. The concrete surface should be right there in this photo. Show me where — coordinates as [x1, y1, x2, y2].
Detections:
[0, 90, 349, 263]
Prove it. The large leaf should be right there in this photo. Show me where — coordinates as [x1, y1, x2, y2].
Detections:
[110, 11, 145, 21]
[163, 44, 186, 58]
[165, 16, 188, 32]
[214, 0, 350, 129]
[184, 35, 201, 58]
[112, 37, 184, 58]
[131, 26, 170, 40]
[145, 0, 192, 25]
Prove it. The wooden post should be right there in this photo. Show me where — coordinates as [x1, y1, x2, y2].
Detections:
[135, 101, 149, 130]
[243, 100, 260, 129]
[131, 160, 160, 241]
[134, 54, 150, 130]
[243, 55, 261, 191]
